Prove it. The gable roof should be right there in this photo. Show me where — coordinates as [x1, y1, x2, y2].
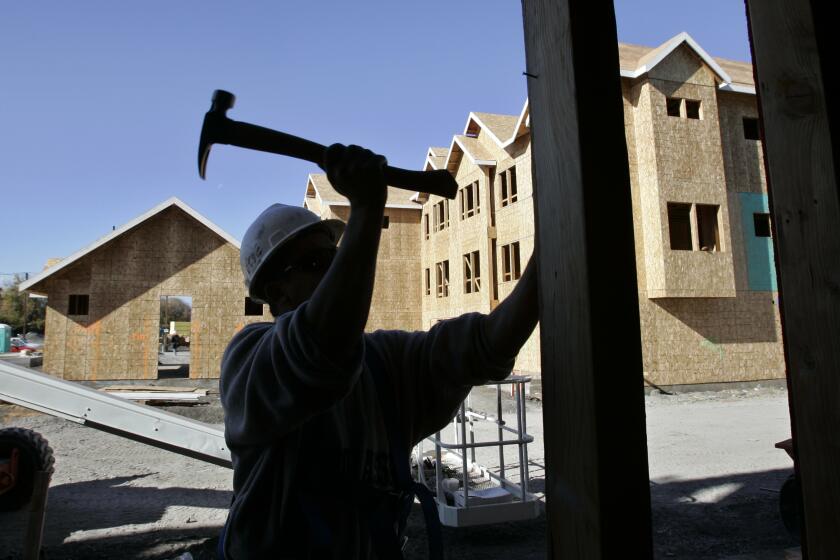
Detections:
[464, 112, 520, 146]
[617, 32, 755, 94]
[424, 147, 448, 171]
[20, 197, 239, 292]
[445, 135, 497, 173]
[304, 173, 421, 209]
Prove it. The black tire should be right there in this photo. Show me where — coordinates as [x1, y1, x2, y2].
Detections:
[779, 473, 802, 543]
[0, 427, 55, 511]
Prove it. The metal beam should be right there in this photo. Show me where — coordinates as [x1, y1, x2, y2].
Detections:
[0, 361, 231, 468]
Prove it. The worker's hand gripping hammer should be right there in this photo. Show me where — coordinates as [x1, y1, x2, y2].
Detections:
[198, 90, 458, 199]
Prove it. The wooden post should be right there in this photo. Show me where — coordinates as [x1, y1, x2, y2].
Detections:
[22, 471, 51, 560]
[746, 1, 840, 557]
[521, 1, 653, 558]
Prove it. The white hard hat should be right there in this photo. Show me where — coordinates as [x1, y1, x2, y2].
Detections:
[240, 204, 344, 302]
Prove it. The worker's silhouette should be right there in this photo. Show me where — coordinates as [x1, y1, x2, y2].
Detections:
[219, 144, 538, 559]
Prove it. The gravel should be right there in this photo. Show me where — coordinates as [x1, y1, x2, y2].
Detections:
[0, 384, 798, 559]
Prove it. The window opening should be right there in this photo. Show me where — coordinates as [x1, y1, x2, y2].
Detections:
[463, 251, 481, 293]
[754, 213, 771, 237]
[697, 204, 720, 251]
[667, 203, 693, 250]
[435, 260, 450, 297]
[501, 242, 521, 282]
[244, 297, 264, 316]
[68, 294, 89, 315]
[501, 166, 518, 207]
[685, 100, 702, 119]
[743, 117, 760, 140]
[460, 181, 480, 219]
[666, 98, 682, 117]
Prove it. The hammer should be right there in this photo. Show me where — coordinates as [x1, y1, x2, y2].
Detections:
[198, 90, 457, 199]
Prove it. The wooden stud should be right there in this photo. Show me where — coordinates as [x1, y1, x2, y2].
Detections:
[521, 1, 653, 557]
[746, 0, 840, 556]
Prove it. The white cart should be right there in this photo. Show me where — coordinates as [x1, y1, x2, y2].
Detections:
[414, 375, 541, 527]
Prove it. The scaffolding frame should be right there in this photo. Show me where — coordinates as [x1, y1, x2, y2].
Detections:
[415, 375, 541, 527]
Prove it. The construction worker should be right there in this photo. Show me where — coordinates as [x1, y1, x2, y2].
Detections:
[219, 144, 538, 559]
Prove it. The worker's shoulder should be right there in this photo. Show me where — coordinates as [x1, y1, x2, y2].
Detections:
[225, 320, 275, 353]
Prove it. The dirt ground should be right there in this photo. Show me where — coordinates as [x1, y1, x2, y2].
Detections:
[0, 384, 798, 559]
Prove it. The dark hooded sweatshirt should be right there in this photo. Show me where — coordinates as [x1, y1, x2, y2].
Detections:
[219, 302, 514, 559]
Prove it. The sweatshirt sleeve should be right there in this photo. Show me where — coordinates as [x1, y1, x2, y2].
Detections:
[220, 302, 364, 446]
[368, 312, 516, 447]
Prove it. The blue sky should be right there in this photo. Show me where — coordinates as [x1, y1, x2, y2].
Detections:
[0, 1, 752, 276]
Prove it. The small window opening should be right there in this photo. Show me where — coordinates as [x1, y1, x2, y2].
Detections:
[435, 260, 450, 297]
[424, 268, 431, 296]
[501, 242, 521, 282]
[68, 294, 90, 315]
[697, 204, 720, 251]
[459, 181, 480, 219]
[500, 166, 518, 207]
[685, 100, 702, 120]
[743, 117, 760, 140]
[463, 251, 481, 294]
[244, 297, 264, 316]
[754, 213, 772, 237]
[433, 200, 449, 232]
[423, 214, 429, 239]
[666, 98, 682, 117]
[382, 215, 390, 229]
[667, 203, 693, 250]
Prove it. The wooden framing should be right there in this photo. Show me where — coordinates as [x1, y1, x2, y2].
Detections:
[746, 1, 840, 556]
[521, 1, 653, 557]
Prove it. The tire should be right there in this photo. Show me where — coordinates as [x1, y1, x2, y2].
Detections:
[779, 473, 802, 543]
[0, 427, 55, 511]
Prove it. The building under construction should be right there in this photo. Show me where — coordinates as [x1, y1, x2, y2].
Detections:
[23, 33, 784, 387]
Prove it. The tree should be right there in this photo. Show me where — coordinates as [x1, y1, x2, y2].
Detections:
[0, 275, 46, 335]
[160, 297, 191, 323]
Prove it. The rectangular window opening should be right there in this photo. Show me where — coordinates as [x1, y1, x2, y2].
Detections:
[500, 242, 521, 282]
[68, 294, 90, 315]
[667, 203, 693, 250]
[463, 250, 481, 293]
[743, 117, 760, 140]
[244, 297, 264, 316]
[460, 181, 480, 219]
[500, 167, 519, 207]
[685, 100, 702, 120]
[754, 213, 771, 237]
[382, 215, 390, 229]
[697, 204, 720, 251]
[435, 260, 449, 297]
[423, 214, 429, 239]
[433, 200, 449, 232]
[424, 268, 431, 296]
[666, 97, 682, 117]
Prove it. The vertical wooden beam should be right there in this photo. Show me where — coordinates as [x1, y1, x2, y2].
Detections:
[746, 1, 840, 557]
[521, 1, 653, 558]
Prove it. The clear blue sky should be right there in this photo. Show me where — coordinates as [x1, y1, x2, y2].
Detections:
[0, 1, 752, 276]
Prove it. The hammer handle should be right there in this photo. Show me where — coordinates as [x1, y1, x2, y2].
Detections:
[224, 119, 458, 199]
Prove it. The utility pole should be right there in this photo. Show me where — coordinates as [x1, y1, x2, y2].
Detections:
[22, 272, 29, 338]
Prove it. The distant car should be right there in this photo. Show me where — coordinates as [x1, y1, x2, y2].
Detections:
[10, 337, 40, 353]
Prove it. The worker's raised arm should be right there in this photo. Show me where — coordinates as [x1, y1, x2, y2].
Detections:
[482, 255, 539, 360]
[305, 144, 388, 364]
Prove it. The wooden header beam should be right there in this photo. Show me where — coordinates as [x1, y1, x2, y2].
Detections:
[521, 1, 653, 557]
[746, 0, 840, 557]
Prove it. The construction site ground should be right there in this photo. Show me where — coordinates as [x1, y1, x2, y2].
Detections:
[1, 381, 798, 559]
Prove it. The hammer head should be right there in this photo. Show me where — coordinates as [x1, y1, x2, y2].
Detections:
[198, 90, 236, 179]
